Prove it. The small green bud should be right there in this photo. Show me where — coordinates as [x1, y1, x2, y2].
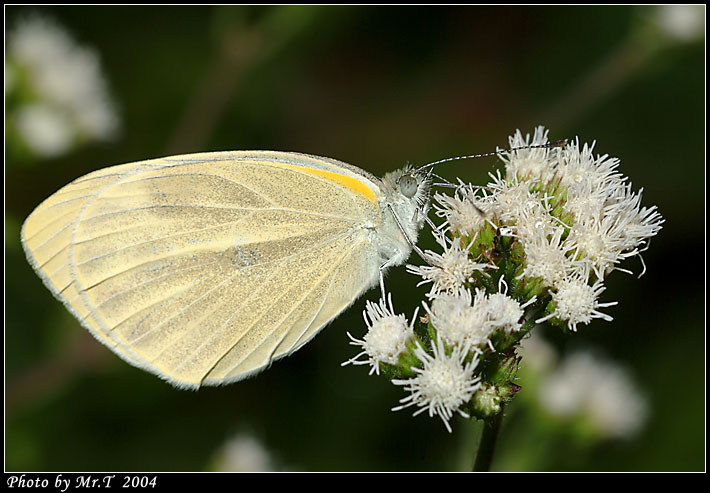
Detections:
[470, 382, 521, 419]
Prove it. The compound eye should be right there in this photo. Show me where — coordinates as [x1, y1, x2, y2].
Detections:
[398, 173, 418, 198]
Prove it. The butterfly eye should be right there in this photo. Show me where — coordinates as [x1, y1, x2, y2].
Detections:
[398, 173, 418, 198]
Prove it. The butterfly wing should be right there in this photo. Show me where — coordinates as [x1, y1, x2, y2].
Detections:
[22, 151, 384, 388]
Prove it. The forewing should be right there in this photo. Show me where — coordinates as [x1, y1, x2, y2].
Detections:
[22, 151, 381, 388]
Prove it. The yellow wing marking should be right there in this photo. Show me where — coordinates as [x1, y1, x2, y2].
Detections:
[266, 161, 378, 205]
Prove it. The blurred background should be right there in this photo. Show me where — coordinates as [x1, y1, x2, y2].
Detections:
[4, 5, 704, 472]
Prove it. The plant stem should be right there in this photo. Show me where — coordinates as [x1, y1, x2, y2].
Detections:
[472, 407, 504, 472]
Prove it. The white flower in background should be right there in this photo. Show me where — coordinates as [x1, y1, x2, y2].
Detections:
[653, 5, 705, 42]
[537, 350, 648, 439]
[392, 338, 481, 433]
[7, 12, 120, 158]
[14, 103, 74, 158]
[517, 330, 558, 373]
[343, 293, 416, 375]
[214, 433, 276, 472]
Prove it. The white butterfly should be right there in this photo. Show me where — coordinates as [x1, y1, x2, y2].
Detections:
[22, 150, 432, 389]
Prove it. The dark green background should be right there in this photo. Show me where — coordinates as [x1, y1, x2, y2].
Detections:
[5, 5, 705, 472]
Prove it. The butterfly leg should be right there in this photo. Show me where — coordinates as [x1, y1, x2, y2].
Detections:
[378, 266, 386, 300]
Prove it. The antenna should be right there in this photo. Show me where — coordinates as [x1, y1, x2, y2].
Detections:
[417, 139, 568, 172]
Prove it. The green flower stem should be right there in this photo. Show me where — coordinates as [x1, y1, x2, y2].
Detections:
[472, 406, 505, 472]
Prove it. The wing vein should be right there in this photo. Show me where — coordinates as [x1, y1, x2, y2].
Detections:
[116, 171, 279, 208]
[146, 260, 286, 365]
[125, 228, 354, 348]
[198, 241, 353, 383]
[264, 241, 353, 365]
[73, 206, 355, 246]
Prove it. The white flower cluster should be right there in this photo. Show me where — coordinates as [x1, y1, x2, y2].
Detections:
[6, 12, 120, 158]
[346, 283, 529, 432]
[494, 126, 663, 329]
[343, 287, 517, 432]
[344, 126, 663, 433]
[424, 281, 533, 350]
